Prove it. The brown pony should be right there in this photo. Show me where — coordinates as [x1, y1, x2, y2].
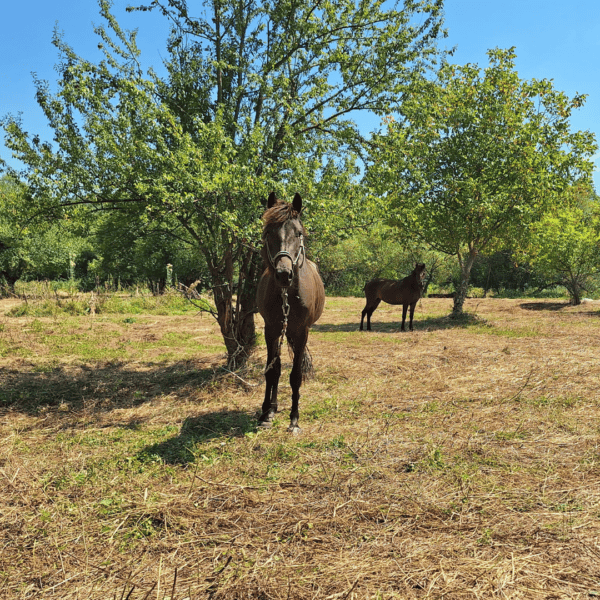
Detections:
[360, 263, 426, 332]
[256, 192, 325, 433]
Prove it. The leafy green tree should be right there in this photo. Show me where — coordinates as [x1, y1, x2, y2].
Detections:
[89, 210, 208, 292]
[367, 48, 598, 315]
[0, 177, 30, 292]
[0, 176, 91, 292]
[523, 185, 600, 304]
[316, 223, 452, 296]
[468, 251, 536, 296]
[1, 0, 445, 365]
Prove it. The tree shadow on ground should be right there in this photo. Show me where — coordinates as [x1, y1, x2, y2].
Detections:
[0, 358, 229, 417]
[520, 301, 571, 311]
[313, 313, 485, 333]
[137, 409, 256, 465]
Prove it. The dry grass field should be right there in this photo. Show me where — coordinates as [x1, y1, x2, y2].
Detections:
[1, 294, 600, 599]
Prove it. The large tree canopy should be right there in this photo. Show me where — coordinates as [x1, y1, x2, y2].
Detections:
[1, 0, 446, 365]
[367, 48, 598, 314]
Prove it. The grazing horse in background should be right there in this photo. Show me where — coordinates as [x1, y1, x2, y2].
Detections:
[360, 263, 426, 332]
[256, 192, 325, 433]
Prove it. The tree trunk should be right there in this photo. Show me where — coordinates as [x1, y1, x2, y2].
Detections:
[452, 250, 477, 316]
[233, 247, 261, 367]
[210, 246, 260, 369]
[566, 272, 582, 305]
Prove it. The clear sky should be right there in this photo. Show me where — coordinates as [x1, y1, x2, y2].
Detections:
[1, 0, 599, 187]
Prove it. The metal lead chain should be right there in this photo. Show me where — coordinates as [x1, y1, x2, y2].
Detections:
[265, 287, 290, 373]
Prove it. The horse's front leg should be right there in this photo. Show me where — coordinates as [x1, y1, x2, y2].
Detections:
[259, 330, 281, 426]
[401, 303, 409, 331]
[288, 330, 309, 434]
[408, 301, 417, 331]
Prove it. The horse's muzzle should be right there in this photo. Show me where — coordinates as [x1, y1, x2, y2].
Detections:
[275, 267, 293, 287]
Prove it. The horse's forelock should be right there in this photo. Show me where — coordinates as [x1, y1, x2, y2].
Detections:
[262, 200, 305, 235]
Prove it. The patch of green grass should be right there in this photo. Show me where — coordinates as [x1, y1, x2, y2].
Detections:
[425, 446, 446, 470]
[266, 443, 299, 463]
[527, 395, 580, 409]
[469, 324, 543, 338]
[551, 500, 583, 513]
[421, 401, 440, 413]
[477, 528, 494, 546]
[314, 331, 365, 344]
[494, 429, 528, 441]
[303, 397, 339, 422]
[6, 291, 213, 318]
[0, 343, 34, 358]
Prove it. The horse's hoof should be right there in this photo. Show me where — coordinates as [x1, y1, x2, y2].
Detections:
[258, 420, 273, 429]
[287, 426, 301, 435]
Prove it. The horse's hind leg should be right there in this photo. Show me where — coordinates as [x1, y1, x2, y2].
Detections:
[288, 329, 309, 434]
[360, 304, 369, 331]
[259, 329, 281, 426]
[365, 298, 381, 331]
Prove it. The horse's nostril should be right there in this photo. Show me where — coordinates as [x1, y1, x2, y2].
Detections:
[276, 268, 292, 284]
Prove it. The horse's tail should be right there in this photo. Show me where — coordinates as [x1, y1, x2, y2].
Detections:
[286, 340, 315, 381]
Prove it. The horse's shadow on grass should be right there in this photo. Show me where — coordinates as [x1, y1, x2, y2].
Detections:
[313, 313, 484, 333]
[0, 359, 227, 417]
[138, 409, 255, 465]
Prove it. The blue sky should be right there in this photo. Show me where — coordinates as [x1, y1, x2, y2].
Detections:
[1, 0, 599, 186]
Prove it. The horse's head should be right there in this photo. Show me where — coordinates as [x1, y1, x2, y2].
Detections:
[415, 263, 426, 285]
[262, 192, 306, 288]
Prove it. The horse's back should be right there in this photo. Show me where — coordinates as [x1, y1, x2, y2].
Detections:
[365, 276, 419, 305]
[365, 278, 398, 303]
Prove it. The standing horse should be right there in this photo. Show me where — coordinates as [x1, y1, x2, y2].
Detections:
[257, 192, 325, 433]
[360, 263, 426, 332]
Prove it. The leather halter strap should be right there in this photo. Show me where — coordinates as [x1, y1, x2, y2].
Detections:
[265, 233, 306, 272]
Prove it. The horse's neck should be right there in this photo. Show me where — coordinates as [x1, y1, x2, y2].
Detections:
[408, 272, 420, 287]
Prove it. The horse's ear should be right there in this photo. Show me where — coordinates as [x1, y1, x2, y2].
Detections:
[292, 193, 303, 213]
[267, 192, 277, 208]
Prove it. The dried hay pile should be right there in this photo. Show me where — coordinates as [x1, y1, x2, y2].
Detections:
[1, 297, 600, 598]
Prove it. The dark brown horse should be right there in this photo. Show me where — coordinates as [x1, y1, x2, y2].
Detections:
[360, 263, 426, 332]
[256, 192, 325, 433]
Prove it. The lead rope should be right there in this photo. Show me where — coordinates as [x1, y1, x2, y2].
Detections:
[265, 287, 290, 373]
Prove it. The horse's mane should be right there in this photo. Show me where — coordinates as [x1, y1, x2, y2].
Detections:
[262, 200, 306, 236]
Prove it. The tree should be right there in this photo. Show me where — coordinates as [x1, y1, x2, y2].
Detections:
[367, 48, 598, 315]
[88, 210, 209, 292]
[0, 177, 30, 293]
[0, 176, 91, 292]
[2, 0, 446, 366]
[524, 185, 600, 305]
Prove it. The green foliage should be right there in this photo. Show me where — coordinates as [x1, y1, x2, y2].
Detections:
[7, 288, 206, 317]
[523, 185, 600, 304]
[469, 251, 537, 296]
[0, 176, 93, 292]
[0, 176, 29, 290]
[368, 47, 598, 314]
[1, 0, 446, 363]
[88, 211, 208, 292]
[316, 224, 454, 296]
